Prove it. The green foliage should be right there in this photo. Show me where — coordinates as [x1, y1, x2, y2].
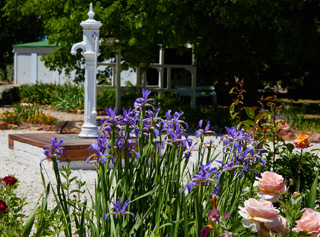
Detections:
[272, 148, 320, 197]
[19, 83, 57, 105]
[4, 0, 320, 99]
[0, 65, 13, 82]
[1, 86, 21, 104]
[229, 77, 246, 122]
[1, 103, 58, 125]
[0, 0, 43, 81]
[279, 193, 305, 236]
[120, 86, 142, 110]
[32, 170, 74, 236]
[154, 92, 179, 116]
[1, 111, 19, 124]
[282, 102, 320, 132]
[50, 84, 84, 111]
[96, 88, 116, 110]
[13, 103, 42, 121]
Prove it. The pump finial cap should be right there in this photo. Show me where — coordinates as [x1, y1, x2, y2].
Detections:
[88, 3, 94, 19]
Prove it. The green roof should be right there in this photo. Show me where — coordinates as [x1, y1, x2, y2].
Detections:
[13, 41, 57, 48]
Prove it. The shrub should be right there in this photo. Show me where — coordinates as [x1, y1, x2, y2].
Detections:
[50, 84, 84, 111]
[96, 88, 116, 110]
[1, 87, 21, 104]
[0, 176, 26, 235]
[0, 111, 19, 125]
[1, 103, 58, 125]
[19, 83, 57, 105]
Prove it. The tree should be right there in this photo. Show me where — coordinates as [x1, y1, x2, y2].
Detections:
[4, 0, 320, 101]
[0, 0, 44, 81]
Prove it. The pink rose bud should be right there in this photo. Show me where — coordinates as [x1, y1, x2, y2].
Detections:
[275, 120, 290, 137]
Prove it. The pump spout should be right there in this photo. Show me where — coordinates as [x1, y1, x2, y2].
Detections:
[71, 41, 86, 55]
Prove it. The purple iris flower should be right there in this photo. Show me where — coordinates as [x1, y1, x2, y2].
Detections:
[123, 107, 137, 126]
[104, 198, 135, 220]
[127, 144, 140, 159]
[183, 141, 198, 159]
[164, 128, 183, 146]
[221, 126, 252, 145]
[196, 120, 214, 138]
[134, 89, 154, 110]
[101, 107, 123, 131]
[181, 161, 217, 193]
[142, 88, 151, 99]
[165, 110, 188, 132]
[115, 138, 125, 149]
[215, 127, 266, 177]
[87, 136, 114, 164]
[41, 138, 65, 163]
[214, 183, 221, 194]
[104, 107, 121, 126]
[114, 138, 140, 159]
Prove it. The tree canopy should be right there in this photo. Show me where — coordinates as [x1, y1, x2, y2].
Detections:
[3, 0, 320, 100]
[0, 0, 44, 80]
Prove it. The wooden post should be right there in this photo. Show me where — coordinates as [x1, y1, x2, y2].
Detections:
[115, 50, 121, 114]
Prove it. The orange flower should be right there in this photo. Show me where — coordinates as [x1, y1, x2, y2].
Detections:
[13, 113, 16, 117]
[7, 113, 11, 118]
[294, 134, 312, 149]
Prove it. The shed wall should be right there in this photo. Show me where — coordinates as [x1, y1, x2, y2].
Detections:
[16, 54, 31, 84]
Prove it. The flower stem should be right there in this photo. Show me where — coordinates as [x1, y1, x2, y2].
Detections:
[118, 215, 123, 237]
[298, 148, 302, 174]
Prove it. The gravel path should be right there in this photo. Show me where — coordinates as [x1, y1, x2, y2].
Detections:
[0, 129, 98, 215]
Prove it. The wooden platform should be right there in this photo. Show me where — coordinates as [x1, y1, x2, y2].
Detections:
[9, 133, 96, 162]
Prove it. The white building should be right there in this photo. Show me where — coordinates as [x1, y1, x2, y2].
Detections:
[13, 40, 137, 86]
[13, 41, 76, 85]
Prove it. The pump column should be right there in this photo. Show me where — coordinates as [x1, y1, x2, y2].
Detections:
[71, 3, 102, 138]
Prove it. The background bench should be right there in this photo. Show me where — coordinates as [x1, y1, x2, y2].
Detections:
[175, 85, 218, 105]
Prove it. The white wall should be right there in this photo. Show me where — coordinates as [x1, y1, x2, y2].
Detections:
[13, 47, 76, 85]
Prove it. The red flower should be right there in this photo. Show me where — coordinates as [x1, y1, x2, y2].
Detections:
[0, 199, 8, 214]
[2, 176, 18, 186]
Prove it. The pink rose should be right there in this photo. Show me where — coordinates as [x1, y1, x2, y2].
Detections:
[254, 171, 286, 203]
[293, 208, 320, 236]
[239, 198, 279, 232]
[276, 120, 290, 137]
[260, 215, 288, 236]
